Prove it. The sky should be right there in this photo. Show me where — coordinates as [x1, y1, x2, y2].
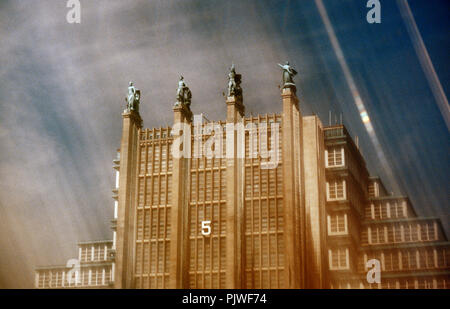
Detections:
[0, 0, 448, 288]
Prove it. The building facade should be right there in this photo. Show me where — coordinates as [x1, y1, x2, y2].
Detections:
[110, 66, 449, 289]
[323, 126, 449, 288]
[35, 240, 113, 288]
[35, 65, 449, 289]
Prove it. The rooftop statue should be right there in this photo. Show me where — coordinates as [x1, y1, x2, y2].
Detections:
[278, 61, 297, 89]
[227, 63, 242, 98]
[175, 75, 192, 107]
[126, 81, 140, 112]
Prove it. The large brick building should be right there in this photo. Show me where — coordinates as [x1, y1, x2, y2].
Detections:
[35, 65, 449, 289]
[109, 66, 449, 289]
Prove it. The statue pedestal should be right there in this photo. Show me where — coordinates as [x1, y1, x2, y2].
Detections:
[281, 83, 303, 288]
[283, 83, 297, 94]
[226, 95, 244, 122]
[121, 110, 143, 128]
[173, 103, 193, 124]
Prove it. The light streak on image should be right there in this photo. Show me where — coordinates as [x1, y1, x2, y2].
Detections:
[397, 0, 450, 131]
[314, 0, 400, 193]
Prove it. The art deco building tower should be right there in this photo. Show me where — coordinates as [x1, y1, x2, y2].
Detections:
[111, 65, 329, 289]
[33, 64, 449, 289]
[108, 65, 449, 289]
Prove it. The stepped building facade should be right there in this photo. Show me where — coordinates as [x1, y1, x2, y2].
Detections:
[323, 127, 449, 289]
[35, 64, 449, 289]
[35, 240, 113, 289]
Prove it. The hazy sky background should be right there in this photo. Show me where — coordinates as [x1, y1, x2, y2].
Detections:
[0, 0, 448, 288]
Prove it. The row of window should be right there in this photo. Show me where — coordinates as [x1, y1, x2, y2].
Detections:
[137, 175, 173, 206]
[365, 201, 408, 220]
[140, 136, 345, 172]
[135, 207, 172, 240]
[79, 245, 111, 262]
[134, 274, 170, 289]
[191, 170, 227, 202]
[364, 222, 439, 245]
[244, 127, 282, 162]
[361, 248, 448, 272]
[37, 267, 112, 288]
[189, 271, 228, 289]
[190, 202, 227, 235]
[369, 278, 448, 289]
[140, 129, 170, 141]
[332, 277, 448, 289]
[134, 241, 171, 275]
[245, 166, 283, 198]
[139, 143, 173, 175]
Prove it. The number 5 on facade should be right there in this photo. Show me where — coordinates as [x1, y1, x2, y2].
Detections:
[201, 221, 211, 236]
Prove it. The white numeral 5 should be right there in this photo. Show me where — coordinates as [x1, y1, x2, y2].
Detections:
[201, 221, 211, 236]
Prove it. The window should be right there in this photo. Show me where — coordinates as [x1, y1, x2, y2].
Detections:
[327, 180, 346, 201]
[436, 248, 447, 268]
[383, 252, 399, 271]
[328, 213, 347, 235]
[82, 270, 89, 286]
[80, 247, 89, 262]
[369, 226, 387, 244]
[421, 279, 434, 289]
[325, 147, 344, 167]
[416, 249, 436, 269]
[401, 250, 417, 270]
[381, 203, 388, 219]
[394, 225, 403, 242]
[369, 181, 380, 197]
[105, 268, 111, 284]
[94, 246, 102, 261]
[420, 222, 436, 241]
[411, 224, 419, 241]
[329, 248, 349, 270]
[373, 203, 381, 219]
[368, 182, 376, 197]
[390, 202, 403, 218]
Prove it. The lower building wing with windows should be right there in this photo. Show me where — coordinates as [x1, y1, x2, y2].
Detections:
[35, 240, 113, 289]
[324, 126, 450, 289]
